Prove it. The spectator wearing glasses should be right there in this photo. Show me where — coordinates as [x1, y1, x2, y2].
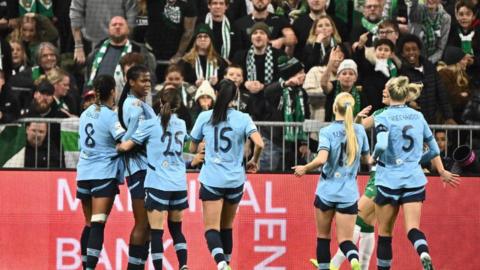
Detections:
[351, 0, 384, 51]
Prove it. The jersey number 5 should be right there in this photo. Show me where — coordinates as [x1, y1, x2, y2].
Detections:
[162, 131, 183, 156]
[214, 127, 233, 153]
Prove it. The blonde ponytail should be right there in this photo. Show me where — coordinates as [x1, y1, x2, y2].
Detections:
[334, 92, 358, 166]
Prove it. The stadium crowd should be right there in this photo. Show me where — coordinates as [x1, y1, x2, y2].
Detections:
[0, 0, 479, 171]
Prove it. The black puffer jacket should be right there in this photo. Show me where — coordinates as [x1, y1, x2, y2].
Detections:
[462, 90, 480, 125]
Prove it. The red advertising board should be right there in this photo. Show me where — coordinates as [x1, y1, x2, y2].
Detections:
[0, 170, 478, 270]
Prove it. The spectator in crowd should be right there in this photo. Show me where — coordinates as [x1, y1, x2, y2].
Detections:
[132, 0, 148, 44]
[351, 0, 384, 50]
[30, 42, 59, 82]
[46, 68, 78, 116]
[398, 34, 455, 124]
[303, 15, 342, 71]
[0, 73, 19, 123]
[204, 0, 235, 60]
[24, 121, 62, 168]
[429, 130, 454, 172]
[9, 13, 58, 64]
[303, 42, 350, 122]
[382, 0, 408, 33]
[272, 0, 309, 22]
[53, 0, 75, 53]
[178, 24, 228, 88]
[224, 64, 251, 113]
[292, 0, 329, 60]
[80, 88, 95, 112]
[10, 40, 30, 75]
[152, 82, 193, 130]
[262, 55, 310, 170]
[192, 80, 216, 122]
[355, 38, 398, 113]
[145, 0, 197, 79]
[233, 0, 296, 53]
[154, 64, 197, 120]
[23, 79, 68, 118]
[448, 0, 480, 88]
[232, 22, 286, 121]
[408, 0, 451, 64]
[0, 0, 17, 38]
[321, 57, 366, 121]
[86, 16, 155, 102]
[70, 0, 137, 64]
[438, 46, 472, 124]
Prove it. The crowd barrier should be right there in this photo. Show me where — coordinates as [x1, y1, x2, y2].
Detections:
[0, 170, 478, 269]
[2, 118, 480, 172]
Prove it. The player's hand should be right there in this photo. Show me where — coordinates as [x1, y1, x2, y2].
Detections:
[292, 165, 307, 177]
[246, 159, 259, 173]
[357, 105, 372, 119]
[439, 170, 461, 188]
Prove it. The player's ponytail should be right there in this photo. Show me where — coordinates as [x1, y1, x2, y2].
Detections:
[211, 79, 236, 126]
[92, 75, 116, 111]
[158, 85, 181, 133]
[334, 92, 358, 166]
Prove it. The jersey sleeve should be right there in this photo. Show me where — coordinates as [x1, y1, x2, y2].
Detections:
[122, 104, 143, 141]
[131, 119, 154, 145]
[190, 112, 207, 143]
[244, 114, 258, 138]
[317, 128, 331, 152]
[109, 112, 126, 141]
[422, 116, 434, 143]
[374, 113, 389, 134]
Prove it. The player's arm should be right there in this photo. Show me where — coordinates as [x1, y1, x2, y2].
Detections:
[117, 140, 137, 152]
[293, 150, 328, 177]
[372, 125, 389, 160]
[246, 131, 264, 173]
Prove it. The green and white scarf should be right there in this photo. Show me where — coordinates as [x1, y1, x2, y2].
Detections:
[205, 13, 231, 59]
[361, 17, 381, 36]
[246, 45, 274, 84]
[383, 0, 398, 19]
[19, 0, 53, 18]
[281, 87, 307, 142]
[459, 29, 475, 55]
[422, 11, 441, 56]
[195, 56, 217, 81]
[87, 39, 132, 87]
[375, 58, 397, 78]
[335, 82, 361, 117]
[320, 38, 337, 61]
[19, 0, 37, 15]
[37, 0, 53, 18]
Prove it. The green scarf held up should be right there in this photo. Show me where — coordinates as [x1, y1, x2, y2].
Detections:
[459, 29, 475, 55]
[282, 87, 307, 142]
[388, 59, 397, 77]
[422, 11, 442, 56]
[361, 17, 381, 35]
[19, 0, 53, 18]
[335, 82, 361, 117]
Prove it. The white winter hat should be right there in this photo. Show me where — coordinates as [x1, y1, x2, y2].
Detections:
[337, 59, 358, 76]
[195, 81, 216, 103]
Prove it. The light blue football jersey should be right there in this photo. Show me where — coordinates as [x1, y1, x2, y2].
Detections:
[77, 105, 125, 181]
[374, 105, 434, 188]
[316, 121, 370, 203]
[190, 109, 257, 188]
[122, 94, 156, 175]
[132, 114, 187, 191]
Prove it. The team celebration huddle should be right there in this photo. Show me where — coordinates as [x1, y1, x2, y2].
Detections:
[77, 70, 459, 270]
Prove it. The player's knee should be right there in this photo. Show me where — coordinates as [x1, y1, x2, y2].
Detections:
[91, 213, 108, 223]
